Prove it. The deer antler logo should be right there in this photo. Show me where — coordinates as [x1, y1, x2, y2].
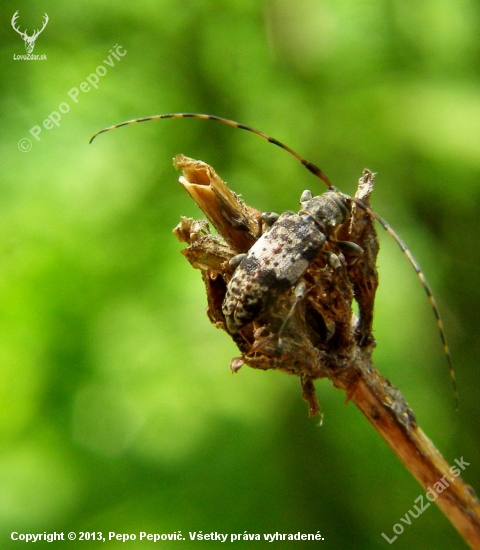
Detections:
[11, 11, 49, 54]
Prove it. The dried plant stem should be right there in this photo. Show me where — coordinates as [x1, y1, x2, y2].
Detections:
[335, 352, 480, 548]
[173, 155, 480, 549]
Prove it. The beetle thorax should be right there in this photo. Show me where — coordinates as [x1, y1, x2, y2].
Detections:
[300, 190, 351, 236]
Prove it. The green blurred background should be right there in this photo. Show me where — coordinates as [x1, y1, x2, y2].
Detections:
[1, 0, 479, 548]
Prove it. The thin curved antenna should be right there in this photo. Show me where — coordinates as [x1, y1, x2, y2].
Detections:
[351, 197, 458, 410]
[90, 112, 457, 408]
[89, 113, 333, 188]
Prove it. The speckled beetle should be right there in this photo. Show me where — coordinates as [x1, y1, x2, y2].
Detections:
[90, 113, 457, 407]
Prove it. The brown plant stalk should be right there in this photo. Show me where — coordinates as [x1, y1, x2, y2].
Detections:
[172, 154, 480, 549]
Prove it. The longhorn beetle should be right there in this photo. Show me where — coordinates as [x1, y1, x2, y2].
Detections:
[90, 113, 457, 408]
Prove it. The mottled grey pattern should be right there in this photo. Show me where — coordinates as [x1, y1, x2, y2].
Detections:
[300, 190, 351, 235]
[223, 211, 327, 332]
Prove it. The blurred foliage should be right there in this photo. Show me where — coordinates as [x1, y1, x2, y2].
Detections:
[1, 0, 479, 548]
